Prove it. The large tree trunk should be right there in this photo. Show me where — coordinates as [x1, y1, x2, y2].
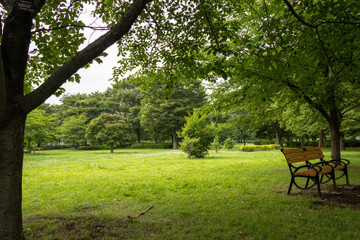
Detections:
[340, 132, 345, 150]
[0, 114, 26, 240]
[329, 112, 342, 159]
[0, 1, 152, 238]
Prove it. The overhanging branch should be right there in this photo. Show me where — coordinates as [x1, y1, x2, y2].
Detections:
[18, 0, 153, 113]
[283, 79, 331, 123]
[32, 24, 111, 33]
[200, 0, 220, 49]
[282, 0, 316, 28]
[0, 0, 14, 12]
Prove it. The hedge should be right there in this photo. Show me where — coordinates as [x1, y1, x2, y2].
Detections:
[36, 145, 72, 150]
[78, 145, 110, 150]
[238, 144, 281, 152]
[130, 142, 173, 149]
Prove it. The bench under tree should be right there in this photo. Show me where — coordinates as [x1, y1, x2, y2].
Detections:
[281, 146, 350, 198]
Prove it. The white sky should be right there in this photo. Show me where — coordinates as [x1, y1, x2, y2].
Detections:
[45, 44, 118, 105]
[45, 5, 122, 105]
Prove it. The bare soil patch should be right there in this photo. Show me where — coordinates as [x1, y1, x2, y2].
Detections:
[289, 184, 360, 208]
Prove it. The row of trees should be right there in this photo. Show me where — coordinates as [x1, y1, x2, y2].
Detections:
[26, 77, 359, 155]
[25, 79, 206, 151]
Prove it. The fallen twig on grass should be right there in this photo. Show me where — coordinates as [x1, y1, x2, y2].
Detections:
[127, 205, 154, 220]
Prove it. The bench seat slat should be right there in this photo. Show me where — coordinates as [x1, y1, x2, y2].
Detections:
[294, 165, 345, 177]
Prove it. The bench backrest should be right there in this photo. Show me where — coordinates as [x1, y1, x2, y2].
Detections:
[281, 146, 325, 164]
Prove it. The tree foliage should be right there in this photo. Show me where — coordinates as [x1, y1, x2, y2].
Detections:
[24, 108, 54, 150]
[205, 0, 360, 158]
[59, 114, 87, 148]
[85, 113, 134, 153]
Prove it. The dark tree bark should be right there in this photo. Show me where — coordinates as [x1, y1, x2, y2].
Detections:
[0, 0, 152, 238]
[340, 132, 345, 151]
[0, 4, 34, 239]
[135, 125, 141, 142]
[0, 115, 27, 240]
[329, 109, 342, 159]
[272, 121, 282, 146]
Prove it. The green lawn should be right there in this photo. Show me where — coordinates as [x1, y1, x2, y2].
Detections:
[23, 148, 360, 239]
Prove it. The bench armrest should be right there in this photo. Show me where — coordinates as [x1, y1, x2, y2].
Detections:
[328, 159, 350, 167]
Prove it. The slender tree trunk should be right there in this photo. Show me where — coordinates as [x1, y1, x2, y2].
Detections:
[272, 122, 282, 146]
[240, 130, 246, 146]
[136, 129, 141, 142]
[134, 122, 141, 142]
[110, 144, 114, 153]
[318, 131, 324, 147]
[172, 129, 178, 149]
[300, 135, 305, 147]
[0, 115, 26, 240]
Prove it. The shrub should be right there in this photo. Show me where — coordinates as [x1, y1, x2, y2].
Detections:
[130, 142, 173, 149]
[345, 138, 360, 147]
[178, 111, 217, 158]
[179, 137, 203, 159]
[39, 145, 72, 150]
[238, 144, 281, 152]
[211, 137, 221, 153]
[224, 138, 235, 150]
[78, 145, 110, 150]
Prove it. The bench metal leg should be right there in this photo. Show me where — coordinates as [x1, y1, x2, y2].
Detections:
[331, 171, 336, 189]
[344, 167, 350, 185]
[305, 178, 310, 188]
[288, 177, 294, 195]
[315, 177, 323, 199]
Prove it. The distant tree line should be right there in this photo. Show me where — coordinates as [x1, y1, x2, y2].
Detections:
[25, 75, 360, 154]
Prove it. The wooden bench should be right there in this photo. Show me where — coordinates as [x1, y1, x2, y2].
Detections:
[281, 147, 350, 198]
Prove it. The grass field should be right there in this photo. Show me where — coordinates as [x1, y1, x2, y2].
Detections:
[23, 148, 360, 239]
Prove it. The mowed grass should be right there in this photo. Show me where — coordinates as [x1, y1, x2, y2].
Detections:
[23, 148, 360, 239]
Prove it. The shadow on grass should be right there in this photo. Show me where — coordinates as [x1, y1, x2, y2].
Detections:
[24, 215, 165, 240]
[276, 184, 360, 208]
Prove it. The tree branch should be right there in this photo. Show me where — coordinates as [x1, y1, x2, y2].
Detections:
[199, 0, 220, 49]
[145, 5, 160, 60]
[283, 79, 331, 123]
[282, 0, 316, 28]
[283, 0, 339, 80]
[18, 0, 153, 113]
[31, 24, 111, 33]
[0, 0, 14, 12]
